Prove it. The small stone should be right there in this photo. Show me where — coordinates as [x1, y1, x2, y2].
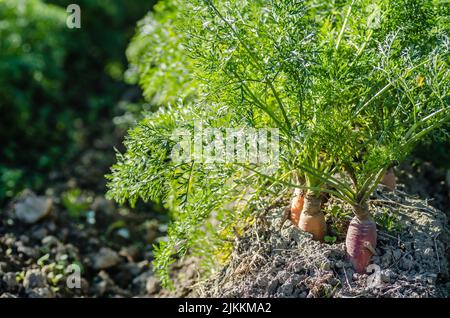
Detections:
[91, 247, 121, 270]
[46, 222, 57, 232]
[137, 260, 151, 270]
[0, 262, 7, 273]
[145, 276, 161, 294]
[23, 270, 47, 289]
[132, 272, 153, 294]
[42, 235, 59, 247]
[335, 260, 344, 269]
[14, 192, 53, 224]
[4, 236, 15, 247]
[17, 244, 38, 258]
[2, 272, 18, 291]
[426, 273, 435, 284]
[27, 287, 54, 298]
[119, 245, 141, 262]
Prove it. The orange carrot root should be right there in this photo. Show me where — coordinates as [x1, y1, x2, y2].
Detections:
[380, 168, 396, 191]
[298, 192, 326, 241]
[299, 212, 326, 241]
[346, 217, 377, 273]
[290, 189, 304, 226]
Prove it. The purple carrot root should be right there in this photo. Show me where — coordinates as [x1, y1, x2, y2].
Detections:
[346, 216, 377, 274]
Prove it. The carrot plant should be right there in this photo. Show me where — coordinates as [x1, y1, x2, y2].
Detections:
[125, 0, 201, 107]
[304, 0, 449, 272]
[107, 0, 449, 285]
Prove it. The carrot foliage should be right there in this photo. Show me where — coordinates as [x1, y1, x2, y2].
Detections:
[107, 0, 449, 286]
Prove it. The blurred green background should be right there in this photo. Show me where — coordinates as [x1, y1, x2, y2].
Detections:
[0, 0, 155, 202]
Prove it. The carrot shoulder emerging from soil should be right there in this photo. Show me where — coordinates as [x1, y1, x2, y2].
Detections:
[297, 191, 326, 241]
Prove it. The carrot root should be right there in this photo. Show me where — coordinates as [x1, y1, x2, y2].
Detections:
[346, 216, 377, 273]
[299, 211, 326, 241]
[380, 168, 396, 191]
[298, 192, 326, 241]
[290, 189, 304, 226]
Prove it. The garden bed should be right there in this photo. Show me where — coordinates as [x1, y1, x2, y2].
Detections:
[0, 189, 164, 298]
[199, 187, 450, 298]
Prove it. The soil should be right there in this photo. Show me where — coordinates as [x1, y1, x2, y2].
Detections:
[198, 187, 450, 298]
[0, 122, 170, 298]
[397, 159, 450, 216]
[0, 187, 170, 298]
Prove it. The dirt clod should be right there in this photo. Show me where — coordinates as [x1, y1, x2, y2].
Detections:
[14, 191, 53, 224]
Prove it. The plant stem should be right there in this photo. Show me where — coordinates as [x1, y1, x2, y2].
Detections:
[352, 201, 370, 221]
[335, 0, 354, 50]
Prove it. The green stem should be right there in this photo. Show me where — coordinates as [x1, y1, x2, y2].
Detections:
[335, 0, 354, 50]
[206, 0, 292, 131]
[239, 163, 357, 204]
